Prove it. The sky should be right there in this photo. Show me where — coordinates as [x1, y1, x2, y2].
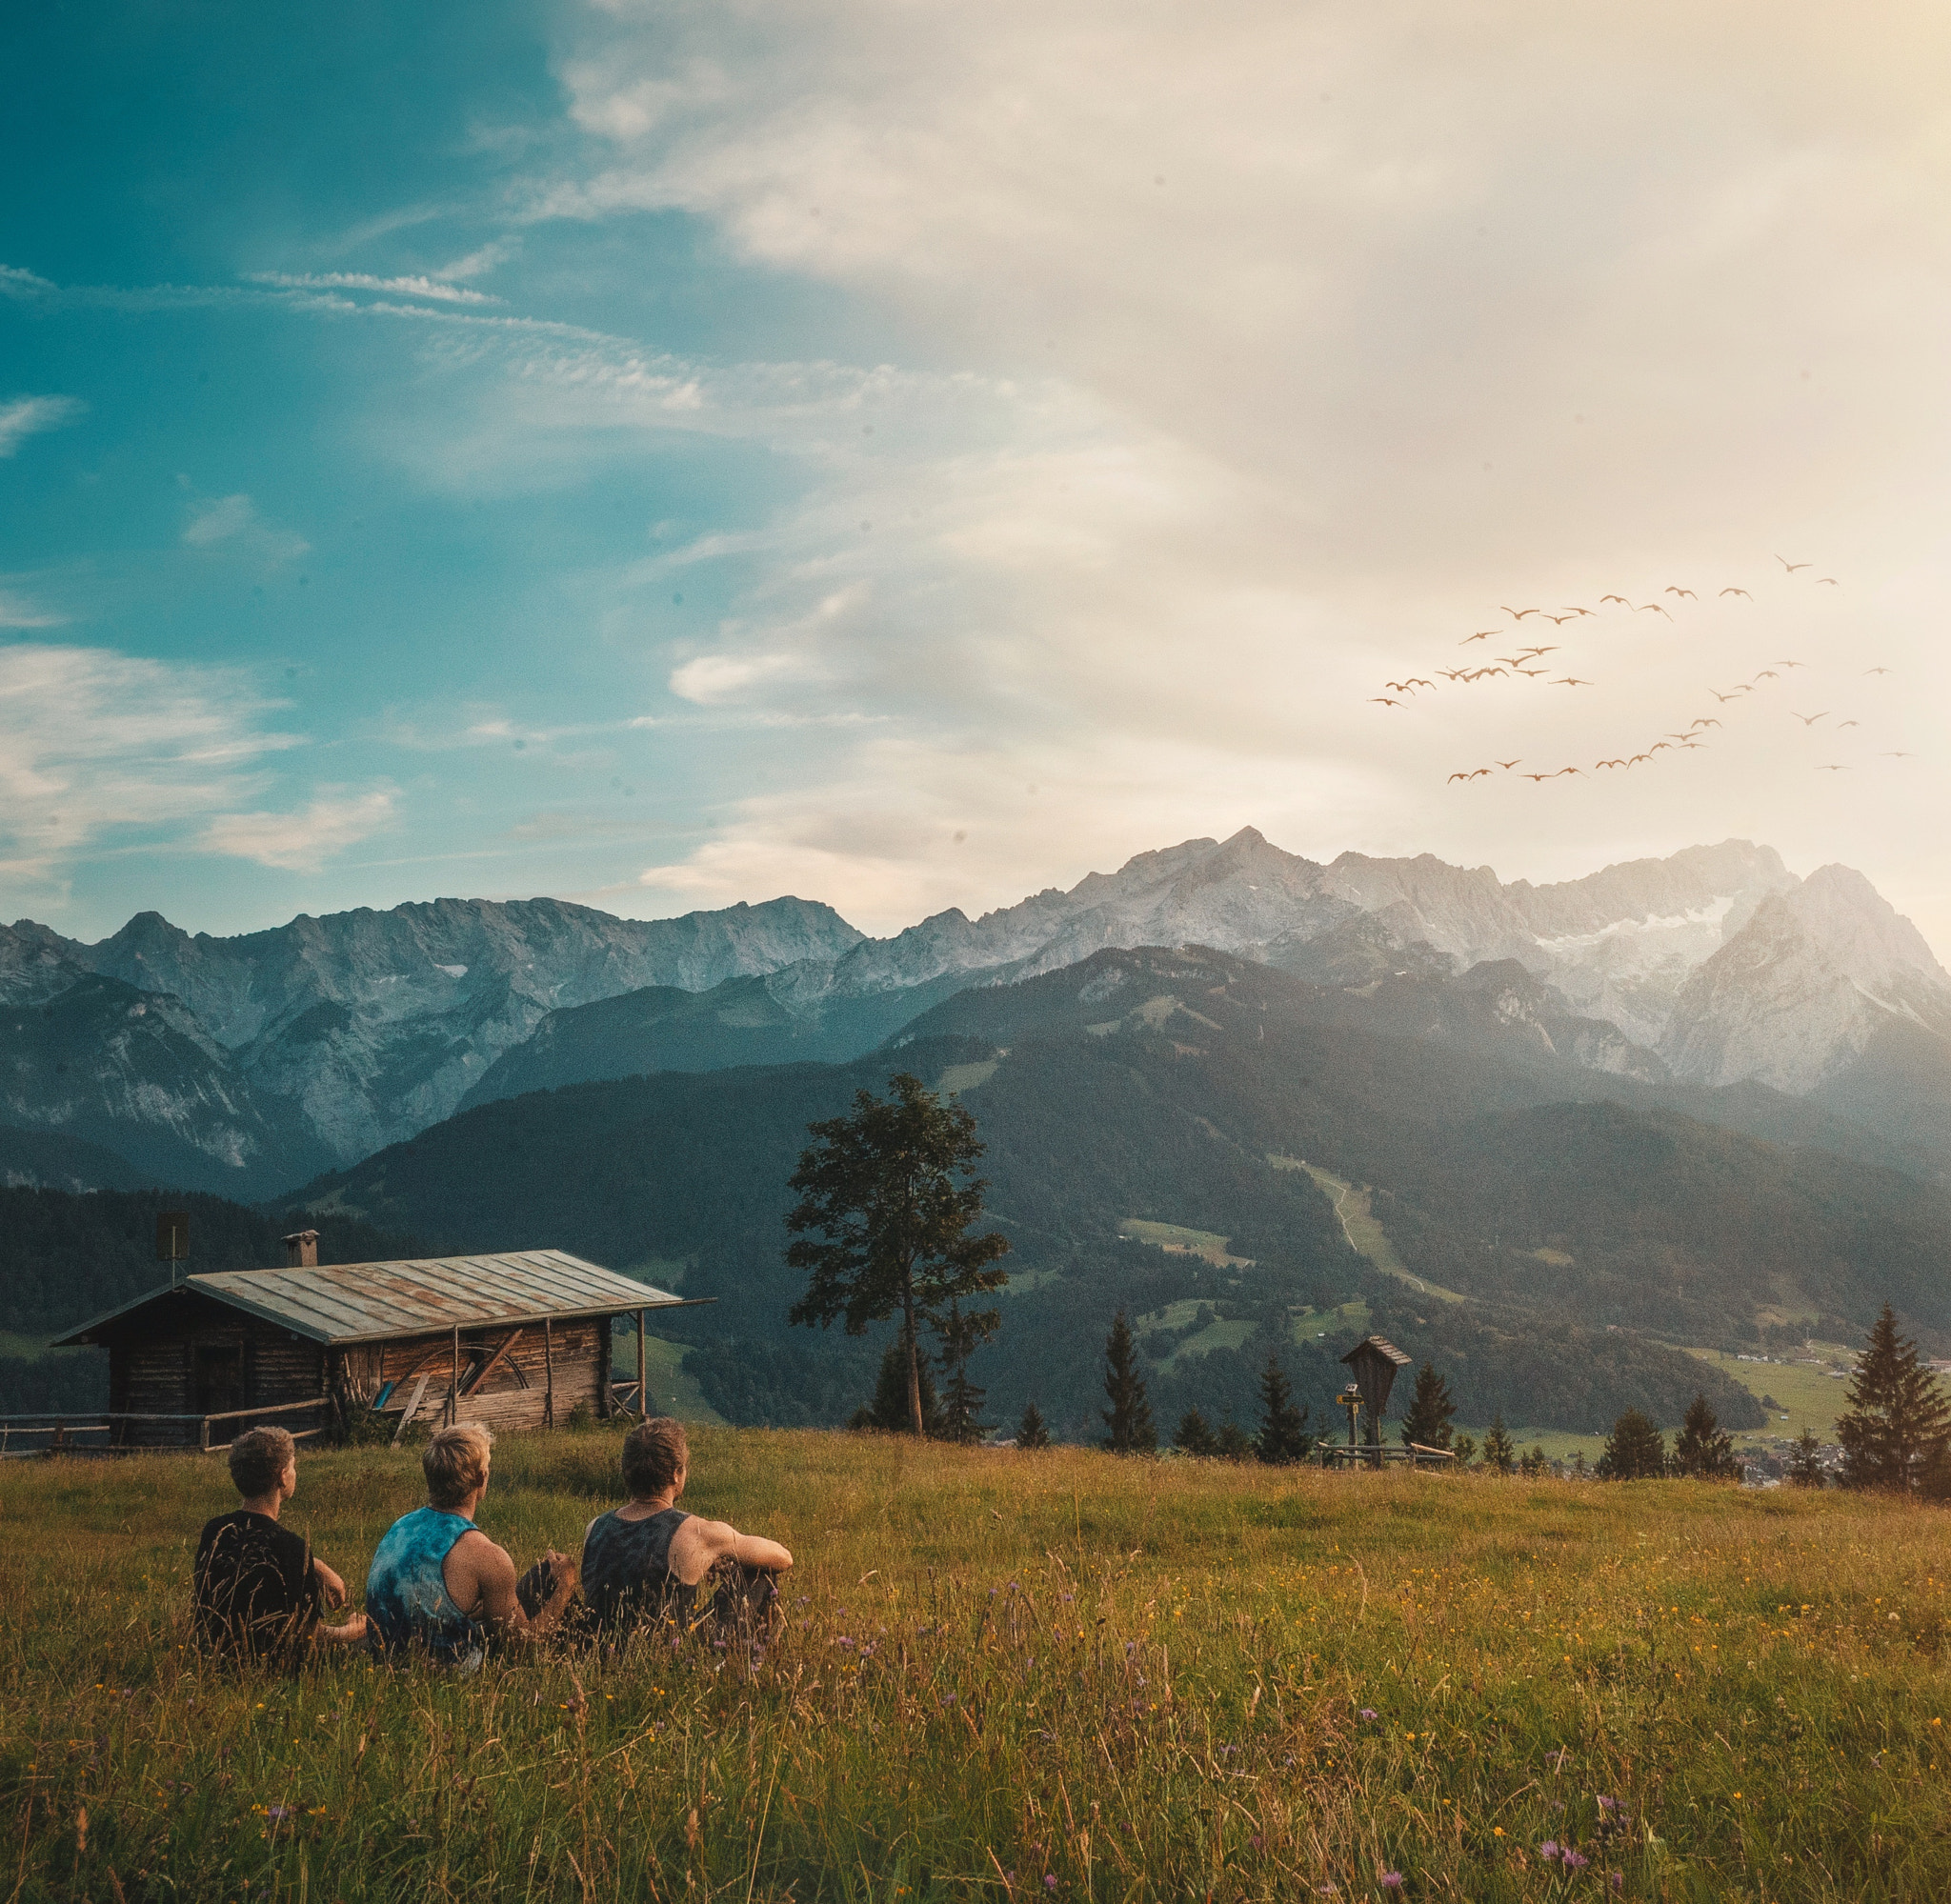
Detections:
[5, 1, 1950, 952]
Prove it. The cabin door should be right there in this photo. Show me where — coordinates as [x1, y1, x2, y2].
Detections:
[194, 1344, 244, 1417]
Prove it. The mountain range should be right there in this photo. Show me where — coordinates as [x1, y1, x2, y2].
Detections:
[4, 830, 1949, 1200]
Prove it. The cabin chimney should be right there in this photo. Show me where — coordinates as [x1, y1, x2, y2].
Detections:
[282, 1229, 319, 1269]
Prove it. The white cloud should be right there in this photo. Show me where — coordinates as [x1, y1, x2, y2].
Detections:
[0, 644, 304, 900]
[199, 790, 396, 872]
[244, 271, 504, 305]
[182, 493, 311, 562]
[0, 394, 85, 457]
[521, 0, 1951, 950]
[0, 588, 65, 630]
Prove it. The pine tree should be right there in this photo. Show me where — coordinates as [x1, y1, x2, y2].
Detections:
[1837, 1304, 1951, 1494]
[1450, 1432, 1478, 1467]
[1787, 1428, 1824, 1489]
[1399, 1361, 1458, 1451]
[1215, 1418, 1255, 1461]
[1481, 1414, 1517, 1475]
[1670, 1393, 1738, 1480]
[1519, 1444, 1547, 1477]
[850, 1339, 943, 1433]
[1016, 1400, 1051, 1451]
[787, 1073, 1009, 1437]
[1100, 1310, 1156, 1453]
[1174, 1408, 1217, 1457]
[1255, 1355, 1312, 1465]
[935, 1299, 990, 1445]
[1597, 1409, 1666, 1480]
[1569, 1450, 1589, 1480]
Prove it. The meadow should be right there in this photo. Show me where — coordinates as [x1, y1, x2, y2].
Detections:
[4, 1427, 1949, 1902]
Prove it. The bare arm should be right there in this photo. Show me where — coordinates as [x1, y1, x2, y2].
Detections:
[669, 1517, 793, 1586]
[446, 1533, 579, 1639]
[311, 1556, 349, 1611]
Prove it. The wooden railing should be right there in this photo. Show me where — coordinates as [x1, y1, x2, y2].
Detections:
[0, 1394, 332, 1457]
[1316, 1442, 1457, 1469]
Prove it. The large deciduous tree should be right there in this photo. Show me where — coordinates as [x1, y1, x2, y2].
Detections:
[1838, 1304, 1951, 1495]
[786, 1073, 1009, 1437]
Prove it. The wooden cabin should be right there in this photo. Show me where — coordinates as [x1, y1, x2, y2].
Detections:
[52, 1244, 699, 1452]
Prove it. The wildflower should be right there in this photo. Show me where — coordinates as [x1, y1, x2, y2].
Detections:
[1608, 1876, 1623, 1893]
[1562, 1851, 1590, 1871]
[1359, 1708, 1378, 1720]
[1044, 1878, 1057, 1892]
[267, 1805, 294, 1822]
[1380, 1874, 1404, 1890]
[1539, 1842, 1559, 1860]
[1250, 1835, 1264, 1851]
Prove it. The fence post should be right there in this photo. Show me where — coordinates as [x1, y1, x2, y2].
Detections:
[544, 1317, 554, 1430]
[200, 1414, 211, 1453]
[636, 1309, 647, 1421]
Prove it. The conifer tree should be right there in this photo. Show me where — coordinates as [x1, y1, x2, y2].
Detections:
[1670, 1393, 1738, 1480]
[850, 1341, 943, 1433]
[1519, 1443, 1548, 1477]
[1787, 1428, 1825, 1488]
[1569, 1450, 1589, 1480]
[935, 1299, 990, 1445]
[1399, 1361, 1458, 1451]
[1016, 1400, 1051, 1451]
[1481, 1413, 1517, 1475]
[1255, 1355, 1312, 1465]
[787, 1073, 1009, 1437]
[1597, 1409, 1666, 1480]
[1837, 1304, 1951, 1494]
[1450, 1432, 1478, 1467]
[1100, 1310, 1156, 1453]
[1215, 1418, 1255, 1461]
[1174, 1408, 1217, 1457]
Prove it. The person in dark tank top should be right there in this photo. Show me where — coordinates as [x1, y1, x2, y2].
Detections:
[579, 1418, 793, 1641]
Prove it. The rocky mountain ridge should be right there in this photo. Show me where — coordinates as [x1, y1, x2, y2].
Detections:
[5, 832, 1947, 1195]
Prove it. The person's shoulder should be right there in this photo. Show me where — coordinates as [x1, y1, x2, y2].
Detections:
[195, 1509, 244, 1554]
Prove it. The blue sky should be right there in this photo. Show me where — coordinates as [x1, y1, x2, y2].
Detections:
[7, 3, 1950, 949]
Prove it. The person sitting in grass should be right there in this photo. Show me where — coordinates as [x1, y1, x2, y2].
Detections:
[579, 1417, 793, 1642]
[365, 1423, 579, 1670]
[193, 1425, 367, 1662]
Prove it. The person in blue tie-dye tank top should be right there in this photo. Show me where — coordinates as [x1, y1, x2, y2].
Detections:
[366, 1424, 578, 1669]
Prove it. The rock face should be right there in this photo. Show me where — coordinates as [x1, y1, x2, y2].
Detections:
[7, 832, 1947, 1195]
[1, 896, 863, 1191]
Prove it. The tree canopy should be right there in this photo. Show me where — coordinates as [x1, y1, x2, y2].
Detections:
[1837, 1304, 1951, 1495]
[786, 1073, 1009, 1436]
[1598, 1409, 1666, 1480]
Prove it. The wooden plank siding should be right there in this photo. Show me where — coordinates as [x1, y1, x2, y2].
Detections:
[353, 1320, 607, 1435]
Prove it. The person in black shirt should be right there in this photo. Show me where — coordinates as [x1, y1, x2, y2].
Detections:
[193, 1425, 367, 1662]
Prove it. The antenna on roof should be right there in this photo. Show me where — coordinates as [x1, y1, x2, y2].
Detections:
[156, 1211, 190, 1289]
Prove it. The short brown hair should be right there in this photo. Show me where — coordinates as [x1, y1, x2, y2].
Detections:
[621, 1417, 688, 1497]
[423, 1423, 493, 1509]
[229, 1425, 296, 1498]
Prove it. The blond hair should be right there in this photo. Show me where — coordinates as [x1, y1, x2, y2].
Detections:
[229, 1424, 296, 1498]
[423, 1423, 493, 1509]
[621, 1416, 688, 1497]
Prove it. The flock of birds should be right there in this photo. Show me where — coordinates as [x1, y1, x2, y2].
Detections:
[1365, 556, 1905, 787]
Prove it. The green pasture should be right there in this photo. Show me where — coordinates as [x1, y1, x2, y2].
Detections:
[5, 1427, 1950, 1900]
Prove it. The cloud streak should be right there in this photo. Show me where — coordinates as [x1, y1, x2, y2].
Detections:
[0, 394, 85, 457]
[199, 790, 396, 872]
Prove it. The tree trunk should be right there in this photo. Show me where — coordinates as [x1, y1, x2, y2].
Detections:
[901, 1279, 926, 1438]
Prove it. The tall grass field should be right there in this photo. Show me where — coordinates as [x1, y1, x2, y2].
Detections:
[5, 1427, 1948, 1901]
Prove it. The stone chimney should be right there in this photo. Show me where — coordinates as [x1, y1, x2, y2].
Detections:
[282, 1229, 319, 1270]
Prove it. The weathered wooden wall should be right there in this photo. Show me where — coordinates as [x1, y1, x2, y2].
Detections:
[349, 1319, 610, 1433]
[102, 1293, 326, 1448]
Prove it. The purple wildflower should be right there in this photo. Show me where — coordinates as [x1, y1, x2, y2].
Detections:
[267, 1804, 294, 1821]
[1250, 1834, 1264, 1851]
[1044, 1876, 1058, 1892]
[1562, 1852, 1590, 1871]
[1539, 1842, 1559, 1860]
[1359, 1708, 1378, 1720]
[1380, 1874, 1405, 1890]
[1608, 1874, 1623, 1893]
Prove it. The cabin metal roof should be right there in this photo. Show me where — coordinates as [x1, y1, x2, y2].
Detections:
[53, 1250, 693, 1348]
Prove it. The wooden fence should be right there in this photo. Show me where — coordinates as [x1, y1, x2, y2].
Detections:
[0, 1394, 332, 1458]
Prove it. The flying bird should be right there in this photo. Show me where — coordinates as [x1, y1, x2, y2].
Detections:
[1600, 594, 1630, 605]
[1544, 613, 1579, 625]
[1710, 691, 1741, 703]
[1774, 660, 1805, 670]
[1447, 772, 1469, 783]
[1753, 671, 1779, 682]
[1816, 763, 1848, 772]
[1495, 759, 1520, 770]
[1649, 742, 1672, 752]
[1501, 606, 1541, 619]
[1517, 645, 1559, 657]
[1791, 711, 1828, 726]
[1559, 606, 1595, 616]
[1665, 587, 1697, 599]
[1839, 720, 1860, 729]
[1522, 772, 1550, 782]
[1864, 667, 1891, 675]
[1556, 766, 1583, 776]
[1691, 718, 1721, 730]
[1637, 602, 1671, 616]
[1816, 577, 1839, 585]
[1471, 768, 1491, 779]
[1777, 555, 1812, 572]
[1370, 698, 1402, 708]
[1628, 753, 1651, 765]
[1720, 587, 1752, 599]
[1460, 631, 1492, 644]
[1883, 751, 1913, 758]
[1516, 667, 1547, 676]
[1555, 676, 1593, 687]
